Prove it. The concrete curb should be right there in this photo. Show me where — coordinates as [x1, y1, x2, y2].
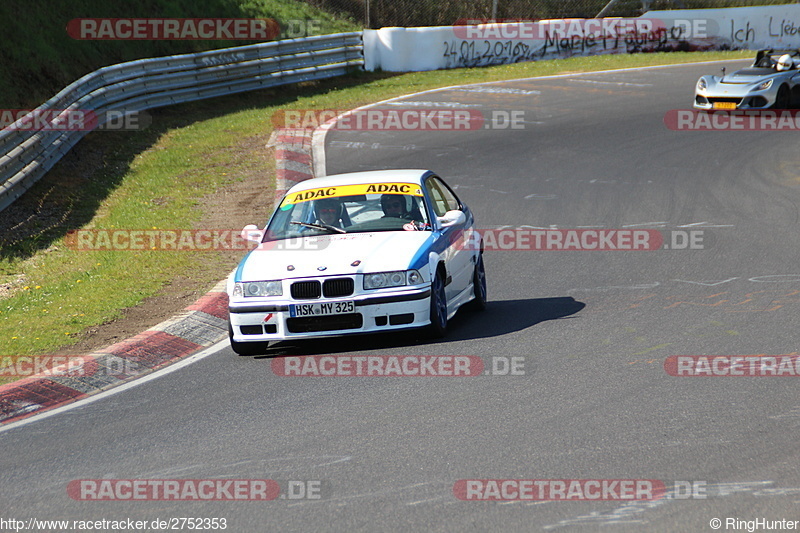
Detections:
[268, 127, 316, 204]
[0, 274, 229, 426]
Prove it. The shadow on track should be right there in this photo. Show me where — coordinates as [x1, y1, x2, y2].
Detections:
[253, 296, 585, 358]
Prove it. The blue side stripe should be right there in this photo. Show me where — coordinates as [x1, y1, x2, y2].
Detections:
[408, 233, 438, 271]
[233, 249, 256, 282]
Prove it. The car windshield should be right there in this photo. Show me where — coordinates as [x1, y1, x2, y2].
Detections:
[753, 51, 800, 69]
[262, 183, 432, 241]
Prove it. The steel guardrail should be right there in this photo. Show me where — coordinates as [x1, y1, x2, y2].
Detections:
[0, 32, 363, 212]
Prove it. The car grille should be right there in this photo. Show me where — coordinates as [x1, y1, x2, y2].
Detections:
[290, 278, 354, 300]
[323, 278, 354, 297]
[287, 313, 363, 333]
[707, 97, 742, 104]
[291, 281, 322, 299]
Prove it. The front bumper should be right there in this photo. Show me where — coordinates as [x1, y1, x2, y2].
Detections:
[228, 285, 432, 342]
[694, 89, 772, 110]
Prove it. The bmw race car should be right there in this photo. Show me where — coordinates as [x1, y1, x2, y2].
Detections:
[227, 169, 486, 355]
[694, 49, 800, 110]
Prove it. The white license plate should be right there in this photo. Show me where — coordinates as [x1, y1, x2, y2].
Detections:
[290, 301, 355, 317]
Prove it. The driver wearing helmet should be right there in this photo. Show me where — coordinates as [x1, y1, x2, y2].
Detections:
[380, 194, 410, 219]
[776, 54, 795, 72]
[314, 198, 346, 227]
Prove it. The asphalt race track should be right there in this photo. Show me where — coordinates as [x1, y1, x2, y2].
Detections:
[3, 60, 800, 531]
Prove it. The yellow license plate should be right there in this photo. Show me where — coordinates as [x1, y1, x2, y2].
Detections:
[713, 102, 737, 110]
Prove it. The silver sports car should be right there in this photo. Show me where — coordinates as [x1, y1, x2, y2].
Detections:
[694, 49, 800, 110]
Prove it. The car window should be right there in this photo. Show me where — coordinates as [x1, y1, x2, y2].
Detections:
[425, 177, 461, 217]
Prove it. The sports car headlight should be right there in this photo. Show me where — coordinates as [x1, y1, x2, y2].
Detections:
[233, 281, 282, 298]
[757, 79, 773, 91]
[363, 270, 423, 290]
[697, 78, 707, 91]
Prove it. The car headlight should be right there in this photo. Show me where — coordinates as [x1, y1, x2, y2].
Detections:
[697, 78, 707, 91]
[757, 79, 773, 91]
[233, 281, 282, 297]
[363, 270, 423, 290]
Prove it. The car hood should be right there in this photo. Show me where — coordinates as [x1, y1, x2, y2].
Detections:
[721, 68, 779, 84]
[236, 231, 436, 281]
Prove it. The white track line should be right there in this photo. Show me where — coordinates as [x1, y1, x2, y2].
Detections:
[0, 339, 228, 434]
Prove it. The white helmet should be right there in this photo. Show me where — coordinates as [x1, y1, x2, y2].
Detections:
[776, 54, 794, 71]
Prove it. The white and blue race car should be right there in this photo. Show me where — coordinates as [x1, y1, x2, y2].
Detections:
[227, 169, 486, 355]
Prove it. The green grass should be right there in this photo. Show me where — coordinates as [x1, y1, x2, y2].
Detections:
[0, 0, 359, 108]
[0, 49, 751, 384]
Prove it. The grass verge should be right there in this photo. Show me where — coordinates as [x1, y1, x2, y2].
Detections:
[0, 49, 751, 384]
[0, 0, 359, 108]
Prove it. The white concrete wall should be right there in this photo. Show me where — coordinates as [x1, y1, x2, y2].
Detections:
[363, 4, 800, 72]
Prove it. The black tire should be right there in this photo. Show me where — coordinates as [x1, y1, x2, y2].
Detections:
[228, 323, 269, 356]
[427, 269, 448, 338]
[773, 84, 790, 109]
[466, 253, 487, 311]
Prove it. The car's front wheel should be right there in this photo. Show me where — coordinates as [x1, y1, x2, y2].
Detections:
[466, 253, 487, 311]
[228, 323, 269, 356]
[427, 269, 448, 338]
[774, 84, 790, 109]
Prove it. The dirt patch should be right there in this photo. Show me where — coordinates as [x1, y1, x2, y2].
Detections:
[57, 275, 220, 355]
[0, 274, 27, 300]
[62, 145, 276, 355]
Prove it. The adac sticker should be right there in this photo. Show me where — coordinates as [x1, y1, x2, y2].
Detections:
[281, 183, 423, 207]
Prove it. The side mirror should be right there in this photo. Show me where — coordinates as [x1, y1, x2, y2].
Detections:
[241, 224, 264, 243]
[437, 210, 466, 228]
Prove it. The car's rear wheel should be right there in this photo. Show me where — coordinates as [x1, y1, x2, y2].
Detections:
[427, 269, 448, 338]
[228, 323, 269, 356]
[466, 253, 487, 311]
[774, 84, 790, 109]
